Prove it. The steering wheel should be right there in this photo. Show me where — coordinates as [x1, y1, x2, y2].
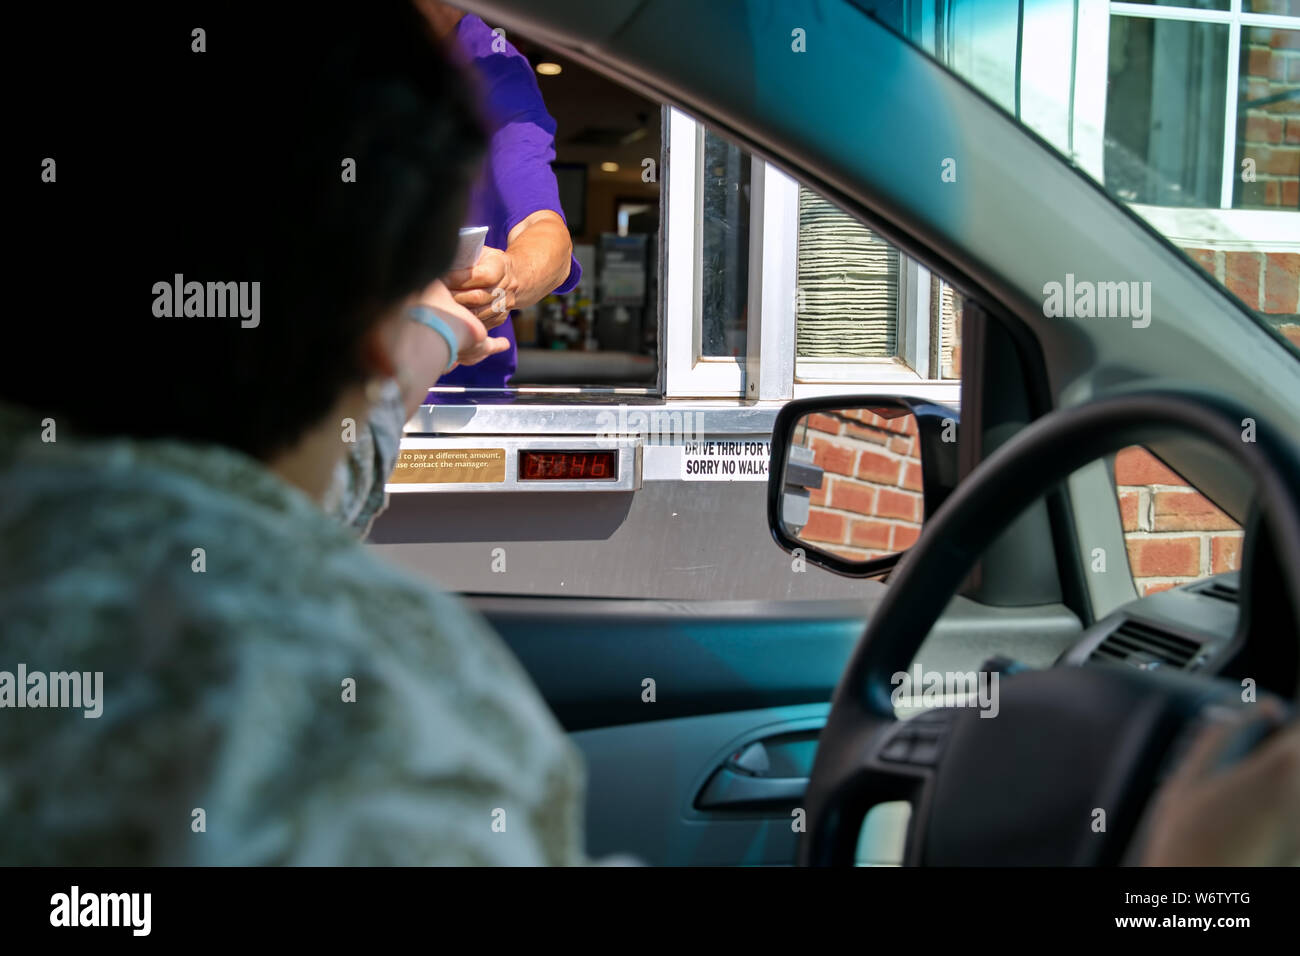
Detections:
[799, 388, 1300, 866]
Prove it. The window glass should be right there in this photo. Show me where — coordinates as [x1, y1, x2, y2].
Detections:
[699, 131, 751, 358]
[469, 33, 662, 388]
[795, 190, 899, 359]
[1106, 16, 1228, 206]
[935, 278, 965, 380]
[1128, 0, 1230, 10]
[873, 0, 1300, 359]
[792, 187, 965, 381]
[1235, 24, 1300, 209]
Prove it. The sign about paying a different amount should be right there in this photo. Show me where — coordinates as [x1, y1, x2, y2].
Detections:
[681, 440, 771, 481]
[389, 448, 506, 484]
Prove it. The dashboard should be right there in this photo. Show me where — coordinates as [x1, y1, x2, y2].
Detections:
[1061, 572, 1241, 675]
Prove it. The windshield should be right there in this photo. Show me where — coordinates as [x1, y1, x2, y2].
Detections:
[857, 0, 1299, 357]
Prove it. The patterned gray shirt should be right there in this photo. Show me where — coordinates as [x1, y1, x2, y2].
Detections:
[0, 401, 586, 865]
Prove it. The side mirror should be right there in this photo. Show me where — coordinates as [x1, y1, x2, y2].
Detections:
[767, 396, 960, 578]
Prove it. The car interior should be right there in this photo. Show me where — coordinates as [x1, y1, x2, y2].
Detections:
[379, 0, 1300, 866]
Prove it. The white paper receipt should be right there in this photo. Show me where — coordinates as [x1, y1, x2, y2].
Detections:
[450, 225, 488, 270]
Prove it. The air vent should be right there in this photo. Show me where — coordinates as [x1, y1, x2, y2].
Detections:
[1197, 580, 1239, 605]
[1090, 619, 1201, 670]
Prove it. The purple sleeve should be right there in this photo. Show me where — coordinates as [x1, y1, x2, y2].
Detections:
[480, 56, 581, 294]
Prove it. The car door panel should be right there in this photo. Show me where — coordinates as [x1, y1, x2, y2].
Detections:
[469, 594, 1083, 864]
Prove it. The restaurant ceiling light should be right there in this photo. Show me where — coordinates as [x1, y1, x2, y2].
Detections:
[600, 162, 620, 172]
[536, 62, 562, 76]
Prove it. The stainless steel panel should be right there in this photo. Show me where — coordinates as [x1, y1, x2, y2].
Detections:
[387, 436, 641, 494]
[368, 480, 877, 600]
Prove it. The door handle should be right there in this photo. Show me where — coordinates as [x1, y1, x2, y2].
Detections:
[694, 737, 814, 810]
[695, 767, 808, 809]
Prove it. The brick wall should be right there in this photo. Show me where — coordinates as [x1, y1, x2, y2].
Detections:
[1114, 240, 1299, 595]
[1115, 446, 1244, 595]
[1183, 248, 1300, 347]
[798, 410, 924, 561]
[1238, 8, 1300, 210]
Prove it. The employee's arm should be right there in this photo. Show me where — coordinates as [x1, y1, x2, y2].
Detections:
[445, 210, 573, 328]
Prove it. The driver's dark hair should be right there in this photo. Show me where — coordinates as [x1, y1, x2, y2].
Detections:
[6, 1, 485, 460]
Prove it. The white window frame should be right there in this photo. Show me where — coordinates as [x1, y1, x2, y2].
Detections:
[663, 108, 746, 397]
[665, 108, 961, 405]
[755, 162, 960, 402]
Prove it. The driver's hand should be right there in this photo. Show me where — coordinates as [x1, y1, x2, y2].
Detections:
[1141, 700, 1300, 866]
[412, 280, 510, 369]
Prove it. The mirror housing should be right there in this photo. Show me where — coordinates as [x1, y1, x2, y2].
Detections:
[767, 395, 960, 578]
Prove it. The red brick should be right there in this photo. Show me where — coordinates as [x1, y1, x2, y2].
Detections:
[1261, 147, 1300, 175]
[846, 422, 889, 445]
[1283, 179, 1299, 207]
[1245, 113, 1284, 144]
[1264, 253, 1300, 313]
[1211, 535, 1244, 574]
[830, 479, 877, 516]
[1254, 0, 1300, 17]
[808, 479, 827, 507]
[811, 437, 855, 476]
[1248, 47, 1272, 76]
[1184, 247, 1217, 275]
[1118, 490, 1141, 532]
[891, 523, 921, 551]
[1282, 324, 1300, 347]
[1127, 537, 1201, 577]
[1265, 180, 1281, 206]
[1272, 28, 1300, 50]
[1225, 251, 1263, 305]
[850, 518, 891, 550]
[884, 414, 911, 435]
[903, 460, 923, 493]
[1114, 446, 1184, 486]
[876, 488, 920, 522]
[1287, 117, 1300, 144]
[1245, 78, 1273, 104]
[857, 447, 901, 484]
[802, 508, 845, 544]
[1271, 51, 1292, 83]
[1152, 490, 1239, 532]
[889, 435, 914, 457]
[805, 413, 841, 435]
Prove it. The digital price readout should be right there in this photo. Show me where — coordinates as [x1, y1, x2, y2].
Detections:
[518, 450, 619, 481]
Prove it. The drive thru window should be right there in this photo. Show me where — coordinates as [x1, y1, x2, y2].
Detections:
[369, 5, 1296, 605]
[367, 23, 965, 602]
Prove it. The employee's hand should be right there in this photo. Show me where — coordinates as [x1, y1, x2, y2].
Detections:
[444, 210, 575, 329]
[1141, 700, 1300, 866]
[414, 279, 509, 369]
[444, 246, 517, 329]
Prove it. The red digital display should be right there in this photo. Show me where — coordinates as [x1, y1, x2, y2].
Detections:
[519, 450, 619, 481]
